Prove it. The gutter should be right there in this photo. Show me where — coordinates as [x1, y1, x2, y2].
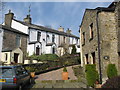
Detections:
[96, 9, 102, 84]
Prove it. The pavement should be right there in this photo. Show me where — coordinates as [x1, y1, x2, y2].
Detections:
[27, 65, 87, 88]
[35, 65, 78, 81]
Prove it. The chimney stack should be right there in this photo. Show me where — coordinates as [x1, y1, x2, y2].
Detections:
[5, 10, 14, 27]
[66, 28, 71, 34]
[23, 15, 32, 24]
[58, 26, 64, 32]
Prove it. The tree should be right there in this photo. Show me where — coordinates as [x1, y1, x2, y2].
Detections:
[71, 45, 77, 54]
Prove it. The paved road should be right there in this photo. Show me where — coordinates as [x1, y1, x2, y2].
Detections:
[35, 65, 78, 81]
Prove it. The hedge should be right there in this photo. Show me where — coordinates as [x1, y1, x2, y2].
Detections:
[28, 54, 59, 61]
[107, 64, 118, 79]
[85, 64, 99, 87]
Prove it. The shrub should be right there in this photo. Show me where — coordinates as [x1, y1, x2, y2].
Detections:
[102, 75, 120, 88]
[58, 53, 80, 66]
[28, 54, 59, 61]
[107, 64, 118, 79]
[71, 45, 77, 54]
[63, 67, 67, 72]
[85, 64, 99, 87]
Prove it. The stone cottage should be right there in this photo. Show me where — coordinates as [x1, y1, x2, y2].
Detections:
[3, 10, 80, 56]
[0, 25, 28, 64]
[80, 2, 120, 83]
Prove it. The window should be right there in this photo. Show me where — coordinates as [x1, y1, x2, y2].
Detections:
[37, 31, 41, 41]
[52, 47, 55, 54]
[89, 23, 93, 40]
[91, 52, 95, 64]
[82, 32, 85, 45]
[52, 34, 55, 43]
[36, 46, 40, 55]
[2, 68, 13, 78]
[85, 54, 89, 64]
[64, 36, 66, 43]
[5, 53, 8, 61]
[46, 34, 50, 43]
[16, 35, 21, 47]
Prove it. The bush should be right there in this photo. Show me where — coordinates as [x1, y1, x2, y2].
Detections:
[71, 45, 77, 54]
[63, 67, 67, 72]
[85, 64, 99, 87]
[107, 64, 118, 79]
[58, 53, 80, 66]
[102, 75, 120, 88]
[28, 54, 59, 61]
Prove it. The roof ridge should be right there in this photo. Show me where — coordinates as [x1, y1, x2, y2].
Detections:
[13, 19, 79, 38]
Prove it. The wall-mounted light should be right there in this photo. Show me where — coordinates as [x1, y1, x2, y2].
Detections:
[103, 56, 109, 60]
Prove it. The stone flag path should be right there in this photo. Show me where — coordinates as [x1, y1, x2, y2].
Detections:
[35, 66, 78, 81]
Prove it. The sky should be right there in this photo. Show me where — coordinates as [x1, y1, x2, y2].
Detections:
[1, 1, 113, 36]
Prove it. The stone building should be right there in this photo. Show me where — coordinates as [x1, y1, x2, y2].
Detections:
[0, 25, 28, 64]
[80, 2, 120, 83]
[3, 10, 80, 56]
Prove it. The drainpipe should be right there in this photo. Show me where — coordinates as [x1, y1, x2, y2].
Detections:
[96, 9, 102, 84]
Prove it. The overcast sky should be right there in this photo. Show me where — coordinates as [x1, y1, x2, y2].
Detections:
[1, 1, 113, 36]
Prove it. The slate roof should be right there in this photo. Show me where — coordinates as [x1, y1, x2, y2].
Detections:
[0, 25, 28, 36]
[2, 47, 19, 52]
[13, 19, 79, 39]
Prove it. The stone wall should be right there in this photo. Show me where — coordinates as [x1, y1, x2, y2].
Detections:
[98, 11, 118, 78]
[115, 2, 120, 74]
[3, 30, 27, 61]
[80, 8, 120, 81]
[80, 9, 99, 68]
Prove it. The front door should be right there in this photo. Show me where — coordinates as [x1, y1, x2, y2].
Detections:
[36, 47, 40, 55]
[14, 53, 19, 63]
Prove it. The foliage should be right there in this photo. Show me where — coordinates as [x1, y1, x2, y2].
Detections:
[107, 64, 118, 79]
[102, 75, 120, 88]
[28, 54, 59, 61]
[71, 45, 77, 54]
[58, 53, 80, 66]
[63, 67, 67, 72]
[85, 64, 99, 87]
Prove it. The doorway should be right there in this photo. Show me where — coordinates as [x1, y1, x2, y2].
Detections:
[14, 53, 19, 63]
[36, 46, 40, 55]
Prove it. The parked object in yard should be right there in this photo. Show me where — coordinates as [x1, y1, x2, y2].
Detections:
[62, 67, 68, 80]
[0, 65, 32, 90]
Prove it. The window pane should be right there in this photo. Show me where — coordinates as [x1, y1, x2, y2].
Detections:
[1, 68, 13, 78]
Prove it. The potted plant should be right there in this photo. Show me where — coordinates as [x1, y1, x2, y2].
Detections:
[62, 67, 68, 80]
[29, 67, 35, 78]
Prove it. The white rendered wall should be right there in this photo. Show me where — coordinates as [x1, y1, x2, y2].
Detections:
[27, 44, 35, 56]
[29, 29, 37, 42]
[45, 46, 52, 54]
[11, 20, 28, 34]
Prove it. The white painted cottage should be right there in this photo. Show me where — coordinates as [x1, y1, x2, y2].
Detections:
[4, 11, 80, 56]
